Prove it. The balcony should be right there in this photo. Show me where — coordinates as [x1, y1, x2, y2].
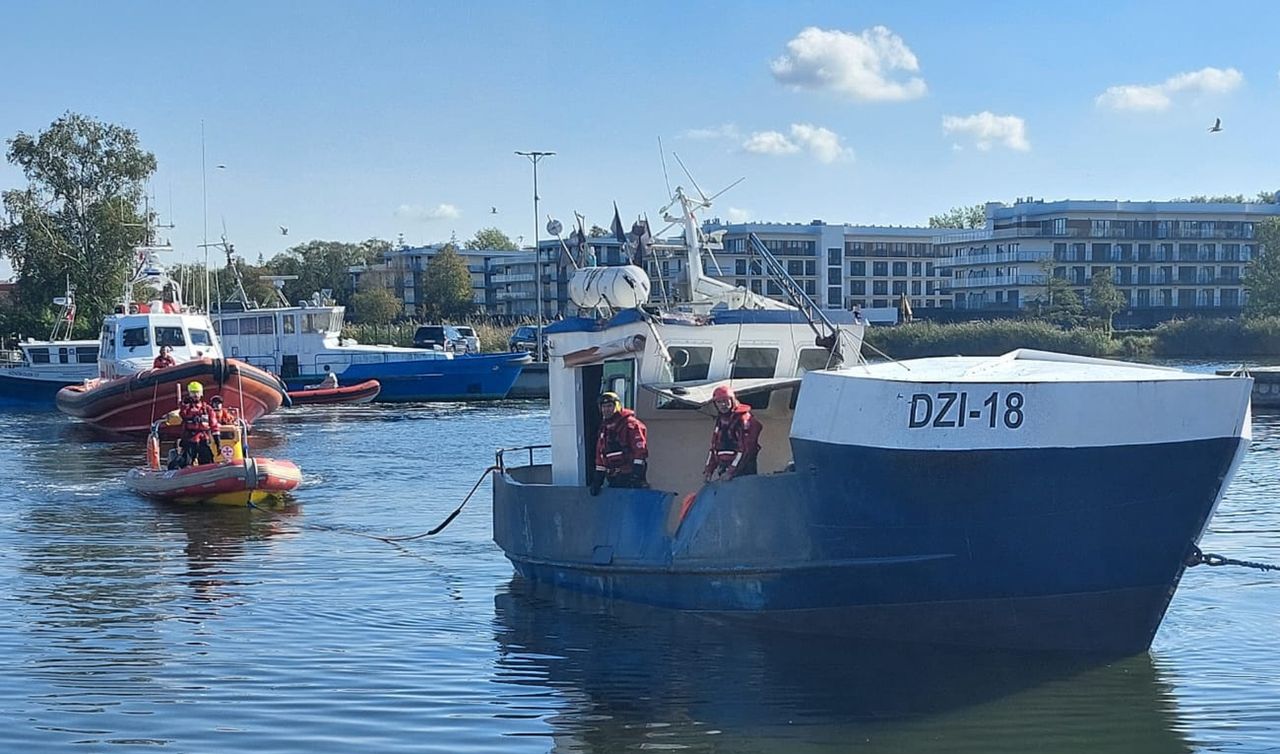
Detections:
[934, 250, 1049, 268]
[495, 291, 533, 301]
[934, 227, 1079, 244]
[490, 273, 534, 284]
[942, 274, 1048, 290]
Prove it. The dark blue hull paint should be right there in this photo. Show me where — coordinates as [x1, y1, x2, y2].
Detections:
[286, 353, 526, 401]
[0, 372, 78, 405]
[493, 437, 1245, 653]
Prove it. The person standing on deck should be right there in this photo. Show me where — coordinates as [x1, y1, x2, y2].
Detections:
[704, 385, 763, 482]
[171, 381, 220, 469]
[590, 391, 648, 494]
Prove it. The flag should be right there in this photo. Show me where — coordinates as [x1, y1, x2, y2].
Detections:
[899, 292, 914, 323]
[630, 216, 652, 269]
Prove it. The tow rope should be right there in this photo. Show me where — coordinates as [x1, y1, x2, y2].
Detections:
[1185, 544, 1280, 573]
[246, 465, 498, 544]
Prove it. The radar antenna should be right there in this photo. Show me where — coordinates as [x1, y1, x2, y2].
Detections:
[259, 275, 299, 307]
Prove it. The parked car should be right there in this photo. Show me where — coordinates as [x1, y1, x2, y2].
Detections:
[413, 324, 466, 352]
[508, 325, 547, 358]
[452, 325, 481, 353]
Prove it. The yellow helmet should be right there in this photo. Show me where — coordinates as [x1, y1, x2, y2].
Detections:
[598, 391, 621, 411]
[186, 381, 204, 395]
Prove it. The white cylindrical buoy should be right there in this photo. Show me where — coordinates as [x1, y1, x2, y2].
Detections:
[568, 265, 651, 309]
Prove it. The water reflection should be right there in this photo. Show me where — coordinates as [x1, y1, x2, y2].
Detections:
[492, 579, 1191, 754]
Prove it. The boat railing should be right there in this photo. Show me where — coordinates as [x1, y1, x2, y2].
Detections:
[495, 444, 552, 472]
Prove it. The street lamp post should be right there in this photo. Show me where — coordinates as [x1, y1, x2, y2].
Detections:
[515, 150, 554, 360]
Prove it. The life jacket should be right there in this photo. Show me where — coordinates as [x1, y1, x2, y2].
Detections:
[179, 398, 219, 442]
[705, 403, 763, 476]
[595, 408, 648, 474]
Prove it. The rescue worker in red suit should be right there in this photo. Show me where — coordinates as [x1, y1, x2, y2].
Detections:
[209, 395, 236, 426]
[703, 385, 764, 482]
[152, 345, 176, 370]
[170, 381, 219, 469]
[590, 391, 648, 494]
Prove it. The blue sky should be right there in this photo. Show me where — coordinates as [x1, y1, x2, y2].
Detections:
[2, 1, 1278, 278]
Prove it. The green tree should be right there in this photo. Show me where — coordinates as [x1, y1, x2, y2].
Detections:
[1244, 219, 1280, 317]
[588, 224, 609, 238]
[465, 227, 518, 251]
[419, 244, 474, 320]
[264, 237, 391, 306]
[0, 113, 156, 336]
[1087, 268, 1125, 335]
[1027, 260, 1084, 326]
[928, 204, 986, 229]
[349, 269, 402, 324]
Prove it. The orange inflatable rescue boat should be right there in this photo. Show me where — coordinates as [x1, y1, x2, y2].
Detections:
[125, 412, 301, 505]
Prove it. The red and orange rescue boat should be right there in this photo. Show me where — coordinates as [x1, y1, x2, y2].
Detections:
[287, 379, 381, 406]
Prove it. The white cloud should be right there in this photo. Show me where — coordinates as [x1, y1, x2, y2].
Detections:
[743, 130, 801, 156]
[770, 26, 927, 102]
[726, 207, 751, 223]
[742, 124, 853, 163]
[941, 112, 1030, 152]
[395, 203, 461, 221]
[1096, 66, 1244, 111]
[681, 124, 741, 140]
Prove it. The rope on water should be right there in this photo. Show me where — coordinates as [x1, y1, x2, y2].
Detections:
[1185, 544, 1280, 573]
[246, 465, 499, 544]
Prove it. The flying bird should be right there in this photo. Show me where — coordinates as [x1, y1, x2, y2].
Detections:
[1208, 118, 1223, 133]
[279, 226, 289, 236]
[491, 206, 498, 214]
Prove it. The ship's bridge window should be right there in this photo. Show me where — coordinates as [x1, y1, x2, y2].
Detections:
[798, 347, 834, 374]
[190, 329, 213, 347]
[28, 348, 50, 364]
[218, 318, 238, 336]
[731, 347, 778, 379]
[240, 317, 259, 335]
[303, 313, 325, 333]
[122, 327, 149, 348]
[258, 315, 275, 334]
[76, 346, 99, 364]
[282, 315, 296, 334]
[155, 326, 186, 348]
[667, 346, 713, 382]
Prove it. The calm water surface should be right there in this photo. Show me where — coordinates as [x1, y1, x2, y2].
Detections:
[1, 386, 1278, 753]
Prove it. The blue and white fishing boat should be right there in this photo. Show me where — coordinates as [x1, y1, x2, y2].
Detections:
[491, 185, 1253, 654]
[211, 279, 528, 402]
[0, 288, 98, 405]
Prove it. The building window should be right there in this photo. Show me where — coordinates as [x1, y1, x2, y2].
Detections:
[827, 248, 841, 266]
[849, 280, 866, 295]
[735, 259, 747, 276]
[849, 261, 865, 276]
[873, 261, 888, 276]
[873, 280, 888, 295]
[892, 261, 907, 276]
[827, 286, 841, 307]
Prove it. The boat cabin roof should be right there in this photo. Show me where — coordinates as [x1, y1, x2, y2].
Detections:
[852, 349, 1226, 383]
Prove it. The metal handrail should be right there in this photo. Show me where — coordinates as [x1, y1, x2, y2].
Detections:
[495, 444, 552, 472]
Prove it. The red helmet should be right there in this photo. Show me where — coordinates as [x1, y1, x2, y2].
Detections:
[712, 385, 736, 403]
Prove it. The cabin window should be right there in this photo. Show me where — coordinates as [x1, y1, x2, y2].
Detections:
[798, 347, 833, 374]
[258, 316, 275, 334]
[58, 347, 71, 363]
[240, 317, 259, 335]
[76, 347, 99, 364]
[282, 315, 296, 334]
[602, 359, 635, 409]
[220, 318, 238, 335]
[155, 326, 186, 347]
[122, 327, 149, 348]
[190, 329, 212, 347]
[731, 347, 778, 379]
[28, 348, 50, 364]
[667, 346, 713, 382]
[303, 314, 320, 333]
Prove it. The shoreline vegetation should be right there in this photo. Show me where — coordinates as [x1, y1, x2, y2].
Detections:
[343, 316, 1280, 364]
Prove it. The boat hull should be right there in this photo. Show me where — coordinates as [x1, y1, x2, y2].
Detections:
[125, 457, 301, 505]
[493, 433, 1247, 654]
[284, 352, 527, 402]
[56, 358, 289, 434]
[287, 379, 381, 406]
[0, 370, 81, 405]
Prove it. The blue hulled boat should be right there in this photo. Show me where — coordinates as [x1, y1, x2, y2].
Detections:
[211, 287, 528, 402]
[490, 186, 1252, 654]
[0, 339, 99, 405]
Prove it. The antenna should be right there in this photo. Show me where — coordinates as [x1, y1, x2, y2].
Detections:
[708, 176, 746, 203]
[673, 152, 708, 204]
[260, 275, 299, 307]
[658, 137, 672, 197]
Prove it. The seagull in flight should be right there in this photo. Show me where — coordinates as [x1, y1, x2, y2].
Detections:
[279, 225, 289, 236]
[490, 206, 498, 214]
[1208, 118, 1223, 133]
